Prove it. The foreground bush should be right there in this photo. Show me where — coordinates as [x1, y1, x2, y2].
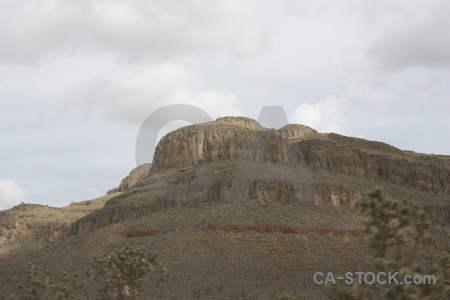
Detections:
[333, 187, 449, 299]
[88, 247, 168, 299]
[8, 246, 168, 300]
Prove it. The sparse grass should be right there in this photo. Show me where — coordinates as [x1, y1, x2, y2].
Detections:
[7, 246, 168, 300]
[332, 187, 450, 299]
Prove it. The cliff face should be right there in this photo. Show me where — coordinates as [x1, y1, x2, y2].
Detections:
[107, 163, 152, 194]
[299, 137, 450, 194]
[70, 117, 449, 235]
[2, 117, 449, 300]
[151, 117, 290, 172]
[152, 118, 449, 194]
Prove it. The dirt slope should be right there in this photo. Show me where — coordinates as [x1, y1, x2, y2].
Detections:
[0, 117, 449, 299]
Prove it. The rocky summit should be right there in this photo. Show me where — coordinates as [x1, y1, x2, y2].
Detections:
[0, 117, 449, 299]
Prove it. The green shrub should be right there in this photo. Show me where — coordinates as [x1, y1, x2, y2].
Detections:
[9, 246, 168, 300]
[333, 186, 449, 299]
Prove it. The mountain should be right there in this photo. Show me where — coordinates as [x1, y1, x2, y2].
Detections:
[1, 117, 449, 299]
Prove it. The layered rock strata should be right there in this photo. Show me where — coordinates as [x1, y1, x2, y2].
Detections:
[71, 117, 450, 234]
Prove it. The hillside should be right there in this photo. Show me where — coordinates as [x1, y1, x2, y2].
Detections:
[0, 117, 449, 299]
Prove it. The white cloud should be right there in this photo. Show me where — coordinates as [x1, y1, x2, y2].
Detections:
[290, 96, 347, 134]
[1, 0, 450, 211]
[0, 0, 280, 64]
[65, 63, 242, 123]
[83, 187, 102, 200]
[0, 179, 28, 210]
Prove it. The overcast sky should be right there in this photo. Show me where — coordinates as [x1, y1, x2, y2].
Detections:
[1, 0, 449, 210]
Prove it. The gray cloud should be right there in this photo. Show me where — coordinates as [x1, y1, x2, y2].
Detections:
[1, 0, 449, 211]
[368, 0, 450, 69]
[0, 0, 281, 64]
[65, 63, 242, 123]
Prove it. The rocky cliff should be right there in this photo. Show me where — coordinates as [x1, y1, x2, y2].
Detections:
[107, 163, 152, 194]
[1, 117, 449, 300]
[153, 118, 449, 194]
[70, 117, 450, 235]
[2, 117, 448, 240]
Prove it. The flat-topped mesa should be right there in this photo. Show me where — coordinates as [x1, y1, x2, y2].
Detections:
[151, 118, 299, 173]
[151, 118, 326, 174]
[69, 117, 449, 235]
[150, 117, 450, 194]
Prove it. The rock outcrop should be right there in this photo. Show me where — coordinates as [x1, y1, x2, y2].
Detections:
[3, 117, 448, 239]
[2, 117, 449, 300]
[0, 205, 70, 238]
[298, 137, 450, 194]
[152, 117, 450, 194]
[0, 193, 119, 239]
[107, 163, 152, 194]
[71, 117, 450, 235]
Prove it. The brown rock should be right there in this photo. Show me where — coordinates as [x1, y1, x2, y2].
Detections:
[71, 117, 450, 234]
[107, 163, 152, 193]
